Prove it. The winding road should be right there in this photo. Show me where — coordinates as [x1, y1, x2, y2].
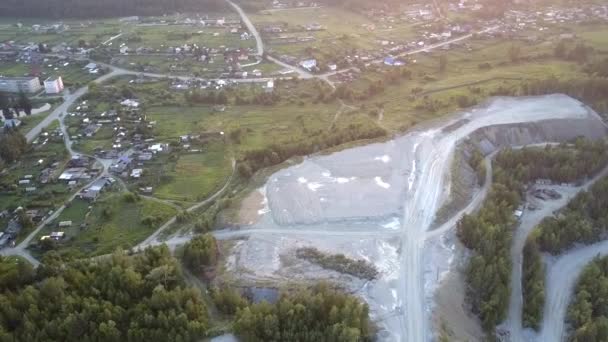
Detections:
[505, 165, 608, 342]
[539, 239, 608, 342]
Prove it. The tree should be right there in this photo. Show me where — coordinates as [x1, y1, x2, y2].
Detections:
[17, 92, 32, 116]
[182, 234, 218, 274]
[554, 40, 567, 59]
[0, 130, 28, 163]
[0, 92, 11, 119]
[439, 55, 448, 73]
[509, 44, 521, 63]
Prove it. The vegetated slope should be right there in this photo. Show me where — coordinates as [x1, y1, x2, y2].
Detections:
[457, 138, 608, 333]
[568, 255, 608, 341]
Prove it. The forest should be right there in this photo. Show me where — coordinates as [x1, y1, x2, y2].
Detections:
[568, 256, 608, 341]
[536, 175, 608, 254]
[512, 140, 608, 332]
[457, 139, 608, 333]
[234, 282, 373, 342]
[521, 239, 545, 330]
[0, 247, 210, 341]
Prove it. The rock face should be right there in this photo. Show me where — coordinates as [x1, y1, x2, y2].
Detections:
[469, 118, 608, 155]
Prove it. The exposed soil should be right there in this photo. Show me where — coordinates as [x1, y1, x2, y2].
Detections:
[236, 188, 265, 226]
[433, 263, 484, 342]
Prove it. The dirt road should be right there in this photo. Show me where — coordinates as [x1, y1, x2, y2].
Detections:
[538, 239, 608, 341]
[506, 165, 608, 341]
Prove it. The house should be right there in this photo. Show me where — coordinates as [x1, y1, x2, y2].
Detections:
[299, 59, 317, 71]
[41, 232, 65, 241]
[84, 62, 97, 70]
[26, 210, 43, 222]
[148, 143, 170, 154]
[137, 152, 154, 161]
[78, 178, 110, 201]
[44, 76, 64, 94]
[120, 99, 140, 108]
[264, 80, 274, 93]
[110, 156, 132, 173]
[58, 221, 72, 228]
[83, 124, 100, 137]
[130, 168, 143, 178]
[58, 167, 89, 181]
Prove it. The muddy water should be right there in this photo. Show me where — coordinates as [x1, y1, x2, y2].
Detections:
[234, 94, 608, 342]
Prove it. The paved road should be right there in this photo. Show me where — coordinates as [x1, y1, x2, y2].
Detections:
[25, 69, 122, 143]
[227, 0, 263, 56]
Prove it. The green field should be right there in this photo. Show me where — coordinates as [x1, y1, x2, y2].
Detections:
[34, 194, 177, 257]
[0, 60, 100, 87]
[114, 25, 255, 51]
[0, 19, 121, 47]
[155, 145, 232, 204]
[251, 6, 418, 62]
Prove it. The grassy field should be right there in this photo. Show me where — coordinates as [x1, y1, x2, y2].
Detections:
[251, 6, 418, 61]
[0, 60, 100, 87]
[34, 194, 177, 257]
[154, 144, 233, 204]
[112, 54, 232, 76]
[0, 19, 121, 47]
[339, 23, 608, 133]
[114, 25, 255, 51]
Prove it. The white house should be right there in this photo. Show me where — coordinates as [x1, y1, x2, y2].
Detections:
[264, 80, 274, 93]
[299, 59, 317, 71]
[44, 76, 64, 94]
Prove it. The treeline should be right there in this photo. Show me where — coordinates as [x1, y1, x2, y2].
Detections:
[0, 129, 28, 165]
[234, 282, 373, 342]
[0, 247, 210, 341]
[457, 140, 607, 333]
[296, 247, 379, 280]
[238, 123, 387, 178]
[568, 256, 608, 341]
[494, 140, 608, 185]
[0, 0, 227, 19]
[536, 175, 608, 254]
[185, 90, 280, 106]
[521, 239, 545, 330]
[492, 77, 608, 114]
[1, 92, 33, 119]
